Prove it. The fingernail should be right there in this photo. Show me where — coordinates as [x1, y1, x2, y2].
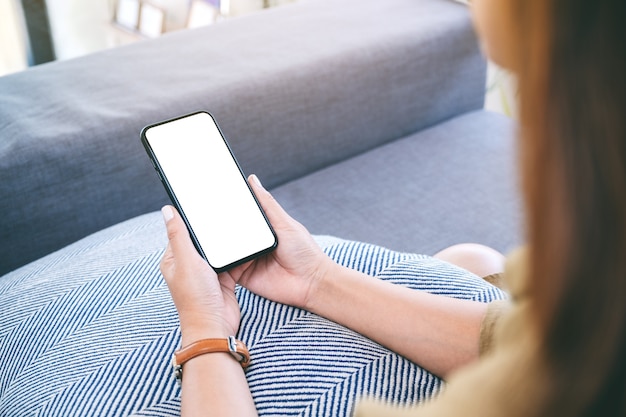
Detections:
[161, 206, 174, 223]
[251, 174, 264, 189]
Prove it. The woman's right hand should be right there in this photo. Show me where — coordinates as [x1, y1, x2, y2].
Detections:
[234, 177, 489, 380]
[227, 175, 335, 310]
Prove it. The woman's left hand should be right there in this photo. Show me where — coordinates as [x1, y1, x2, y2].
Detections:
[160, 205, 241, 345]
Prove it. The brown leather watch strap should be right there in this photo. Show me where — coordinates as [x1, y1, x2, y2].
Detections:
[172, 336, 250, 382]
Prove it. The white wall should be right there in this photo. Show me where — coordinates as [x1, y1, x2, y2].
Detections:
[0, 0, 28, 76]
[45, 0, 137, 60]
[41, 0, 296, 62]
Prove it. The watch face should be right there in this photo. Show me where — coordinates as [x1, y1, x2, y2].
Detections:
[173, 364, 183, 384]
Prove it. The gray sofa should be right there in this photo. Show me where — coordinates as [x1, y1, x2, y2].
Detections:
[0, 0, 520, 277]
[0, 0, 521, 415]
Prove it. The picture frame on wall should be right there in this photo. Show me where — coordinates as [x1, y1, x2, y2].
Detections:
[138, 2, 165, 37]
[187, 0, 221, 28]
[114, 0, 141, 31]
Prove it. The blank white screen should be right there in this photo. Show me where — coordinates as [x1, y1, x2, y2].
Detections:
[145, 112, 275, 269]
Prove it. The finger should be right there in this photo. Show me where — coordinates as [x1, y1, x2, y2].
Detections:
[161, 205, 201, 262]
[217, 271, 238, 293]
[248, 174, 292, 227]
[161, 241, 174, 267]
[160, 241, 175, 280]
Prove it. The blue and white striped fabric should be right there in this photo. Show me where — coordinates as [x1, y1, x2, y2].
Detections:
[0, 212, 507, 417]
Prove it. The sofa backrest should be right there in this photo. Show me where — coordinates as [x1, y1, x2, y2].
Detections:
[0, 0, 486, 276]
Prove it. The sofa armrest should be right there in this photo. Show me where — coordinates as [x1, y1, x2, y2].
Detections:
[0, 0, 485, 275]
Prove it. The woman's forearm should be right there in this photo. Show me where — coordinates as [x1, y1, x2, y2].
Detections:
[306, 262, 488, 379]
[177, 327, 258, 417]
[180, 353, 257, 417]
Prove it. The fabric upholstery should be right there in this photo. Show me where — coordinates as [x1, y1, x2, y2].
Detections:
[0, 211, 506, 416]
[272, 110, 523, 255]
[0, 0, 486, 275]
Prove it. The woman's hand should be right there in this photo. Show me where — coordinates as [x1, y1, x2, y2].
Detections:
[161, 206, 258, 417]
[160, 205, 241, 344]
[228, 175, 335, 310]
[160, 174, 334, 344]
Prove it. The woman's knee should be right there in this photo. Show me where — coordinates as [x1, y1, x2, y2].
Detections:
[433, 243, 506, 278]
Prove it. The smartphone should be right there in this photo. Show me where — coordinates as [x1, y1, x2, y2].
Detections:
[141, 111, 277, 272]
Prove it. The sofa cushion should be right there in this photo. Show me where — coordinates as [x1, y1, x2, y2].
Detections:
[0, 0, 485, 276]
[272, 110, 522, 255]
[0, 211, 506, 416]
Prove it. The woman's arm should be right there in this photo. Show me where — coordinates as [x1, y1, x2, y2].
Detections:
[160, 174, 493, 417]
[177, 344, 256, 417]
[160, 206, 257, 417]
[307, 263, 488, 378]
[235, 176, 489, 379]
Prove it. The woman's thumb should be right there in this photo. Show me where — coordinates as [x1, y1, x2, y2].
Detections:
[248, 175, 288, 225]
[161, 205, 196, 259]
[161, 205, 175, 224]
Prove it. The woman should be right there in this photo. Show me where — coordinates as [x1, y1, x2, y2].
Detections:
[160, 0, 626, 415]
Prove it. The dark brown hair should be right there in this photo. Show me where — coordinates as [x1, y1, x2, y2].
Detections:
[518, 0, 626, 414]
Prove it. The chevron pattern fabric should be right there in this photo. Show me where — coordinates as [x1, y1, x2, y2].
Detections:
[0, 212, 507, 416]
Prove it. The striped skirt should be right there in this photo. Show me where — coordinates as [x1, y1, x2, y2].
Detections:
[0, 212, 506, 416]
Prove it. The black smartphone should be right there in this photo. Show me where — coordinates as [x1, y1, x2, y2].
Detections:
[141, 111, 277, 272]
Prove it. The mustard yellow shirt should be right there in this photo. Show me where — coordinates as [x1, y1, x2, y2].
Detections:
[355, 248, 552, 417]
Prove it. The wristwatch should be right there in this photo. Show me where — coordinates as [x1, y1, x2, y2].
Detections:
[172, 336, 250, 383]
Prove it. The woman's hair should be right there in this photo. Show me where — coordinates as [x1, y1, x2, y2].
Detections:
[518, 0, 626, 414]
